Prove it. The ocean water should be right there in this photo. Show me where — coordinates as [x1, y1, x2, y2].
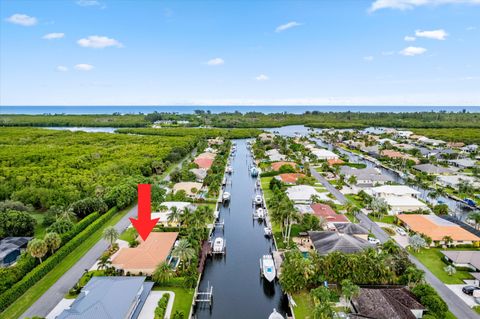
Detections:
[1, 105, 479, 114]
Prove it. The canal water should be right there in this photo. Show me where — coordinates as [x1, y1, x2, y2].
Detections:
[266, 125, 472, 220]
[195, 139, 288, 319]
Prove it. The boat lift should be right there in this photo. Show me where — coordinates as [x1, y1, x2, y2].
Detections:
[195, 282, 214, 308]
[214, 219, 225, 232]
[209, 237, 226, 255]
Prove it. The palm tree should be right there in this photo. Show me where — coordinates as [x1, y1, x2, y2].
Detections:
[347, 175, 357, 186]
[409, 234, 426, 252]
[153, 261, 174, 284]
[469, 212, 480, 230]
[57, 208, 76, 222]
[172, 239, 196, 271]
[443, 235, 453, 247]
[341, 279, 360, 312]
[102, 226, 119, 246]
[167, 206, 182, 229]
[44, 232, 61, 254]
[370, 197, 389, 219]
[310, 286, 333, 319]
[97, 254, 112, 270]
[27, 239, 48, 263]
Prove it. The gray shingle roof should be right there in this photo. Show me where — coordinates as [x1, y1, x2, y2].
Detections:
[308, 231, 373, 255]
[413, 164, 453, 175]
[0, 237, 31, 260]
[57, 276, 153, 319]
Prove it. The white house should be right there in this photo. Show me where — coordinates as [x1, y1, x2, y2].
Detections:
[437, 175, 480, 189]
[311, 148, 339, 160]
[371, 185, 427, 215]
[286, 185, 320, 203]
[266, 149, 286, 162]
[462, 144, 478, 153]
[396, 130, 413, 138]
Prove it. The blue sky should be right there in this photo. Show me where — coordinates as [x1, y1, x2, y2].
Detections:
[1, 0, 479, 106]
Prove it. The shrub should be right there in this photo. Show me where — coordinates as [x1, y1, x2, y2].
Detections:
[0, 210, 36, 237]
[0, 207, 118, 312]
[154, 293, 170, 319]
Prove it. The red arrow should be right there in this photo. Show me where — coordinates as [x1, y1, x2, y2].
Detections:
[129, 184, 159, 241]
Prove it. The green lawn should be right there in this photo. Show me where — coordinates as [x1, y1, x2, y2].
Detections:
[411, 248, 475, 284]
[0, 206, 133, 319]
[30, 212, 47, 238]
[119, 227, 137, 243]
[260, 177, 274, 201]
[369, 215, 396, 224]
[153, 286, 195, 318]
[345, 194, 365, 209]
[292, 290, 314, 319]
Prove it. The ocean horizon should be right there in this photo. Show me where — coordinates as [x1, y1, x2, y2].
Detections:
[1, 105, 479, 115]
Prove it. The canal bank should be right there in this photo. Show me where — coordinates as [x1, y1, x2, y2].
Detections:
[194, 139, 288, 319]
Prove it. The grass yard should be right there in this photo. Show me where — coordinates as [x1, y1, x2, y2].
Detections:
[30, 212, 47, 238]
[369, 215, 396, 224]
[261, 177, 274, 201]
[0, 205, 133, 319]
[411, 248, 475, 284]
[291, 290, 314, 319]
[153, 286, 195, 318]
[345, 194, 365, 209]
[119, 227, 138, 242]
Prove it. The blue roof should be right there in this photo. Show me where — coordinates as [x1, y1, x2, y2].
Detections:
[57, 276, 153, 319]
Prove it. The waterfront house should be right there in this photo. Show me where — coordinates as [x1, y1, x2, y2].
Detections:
[395, 130, 414, 139]
[462, 144, 478, 153]
[327, 158, 344, 166]
[196, 152, 216, 160]
[190, 168, 208, 182]
[0, 237, 31, 267]
[310, 203, 349, 229]
[208, 137, 224, 146]
[266, 149, 286, 162]
[371, 185, 427, 214]
[271, 161, 297, 171]
[350, 287, 425, 319]
[334, 223, 369, 240]
[397, 214, 480, 246]
[194, 157, 214, 169]
[437, 174, 480, 189]
[56, 276, 153, 319]
[413, 164, 453, 175]
[381, 150, 420, 164]
[417, 137, 446, 146]
[275, 173, 305, 185]
[151, 201, 195, 227]
[173, 182, 203, 197]
[310, 148, 339, 160]
[286, 185, 320, 203]
[112, 232, 178, 275]
[259, 133, 275, 143]
[340, 167, 393, 187]
[448, 158, 476, 169]
[307, 231, 373, 255]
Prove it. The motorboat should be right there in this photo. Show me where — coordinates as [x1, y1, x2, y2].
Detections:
[222, 191, 231, 202]
[254, 194, 263, 206]
[260, 254, 276, 282]
[268, 309, 284, 319]
[256, 208, 265, 219]
[256, 179, 261, 188]
[212, 237, 224, 253]
[226, 166, 233, 174]
[264, 227, 272, 237]
[250, 166, 259, 177]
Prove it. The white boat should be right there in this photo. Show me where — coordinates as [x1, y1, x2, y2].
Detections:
[268, 309, 284, 319]
[223, 191, 231, 202]
[260, 254, 276, 282]
[212, 237, 224, 253]
[256, 208, 265, 219]
[254, 194, 263, 205]
[264, 227, 272, 236]
[226, 166, 233, 174]
[251, 166, 259, 177]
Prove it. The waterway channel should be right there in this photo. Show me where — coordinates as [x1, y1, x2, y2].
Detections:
[194, 139, 288, 319]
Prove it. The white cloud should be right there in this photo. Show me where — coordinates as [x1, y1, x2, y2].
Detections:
[369, 0, 480, 12]
[56, 66, 68, 72]
[399, 46, 427, 56]
[5, 14, 37, 26]
[275, 21, 302, 32]
[76, 0, 100, 6]
[404, 36, 416, 41]
[206, 58, 224, 66]
[74, 64, 94, 71]
[43, 33, 65, 40]
[77, 35, 123, 48]
[466, 26, 476, 31]
[255, 74, 269, 81]
[363, 56, 374, 61]
[415, 29, 448, 40]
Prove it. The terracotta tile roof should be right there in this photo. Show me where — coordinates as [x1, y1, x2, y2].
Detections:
[271, 161, 297, 171]
[112, 232, 178, 274]
[310, 203, 349, 223]
[327, 158, 345, 166]
[277, 173, 305, 184]
[196, 152, 216, 160]
[398, 214, 480, 241]
[194, 158, 214, 169]
[381, 150, 419, 164]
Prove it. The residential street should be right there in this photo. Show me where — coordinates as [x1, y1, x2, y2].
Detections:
[21, 152, 194, 319]
[309, 166, 480, 319]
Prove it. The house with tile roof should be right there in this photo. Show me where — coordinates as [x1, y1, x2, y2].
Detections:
[310, 203, 349, 228]
[308, 231, 374, 255]
[271, 161, 297, 171]
[397, 214, 480, 246]
[275, 173, 305, 185]
[112, 232, 178, 274]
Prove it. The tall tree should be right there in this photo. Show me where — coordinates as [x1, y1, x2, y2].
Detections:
[102, 226, 119, 246]
[172, 239, 196, 271]
[340, 279, 360, 312]
[27, 239, 48, 263]
[44, 232, 61, 254]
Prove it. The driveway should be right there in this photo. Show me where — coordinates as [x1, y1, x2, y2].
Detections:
[138, 291, 175, 319]
[446, 282, 478, 308]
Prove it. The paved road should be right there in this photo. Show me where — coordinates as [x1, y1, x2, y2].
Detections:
[309, 165, 480, 319]
[21, 152, 194, 319]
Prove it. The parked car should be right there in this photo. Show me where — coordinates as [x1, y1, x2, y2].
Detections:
[396, 227, 407, 236]
[368, 237, 380, 245]
[462, 285, 480, 295]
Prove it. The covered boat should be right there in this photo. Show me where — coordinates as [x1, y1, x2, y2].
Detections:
[222, 191, 231, 202]
[212, 237, 224, 253]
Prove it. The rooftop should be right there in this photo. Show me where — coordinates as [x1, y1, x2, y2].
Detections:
[308, 231, 373, 255]
[441, 250, 480, 270]
[0, 237, 31, 260]
[276, 173, 305, 184]
[413, 164, 453, 175]
[310, 203, 349, 223]
[271, 161, 297, 171]
[371, 185, 420, 196]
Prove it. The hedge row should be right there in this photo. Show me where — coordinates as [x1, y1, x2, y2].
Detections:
[0, 207, 119, 312]
[61, 212, 100, 243]
[154, 293, 170, 319]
